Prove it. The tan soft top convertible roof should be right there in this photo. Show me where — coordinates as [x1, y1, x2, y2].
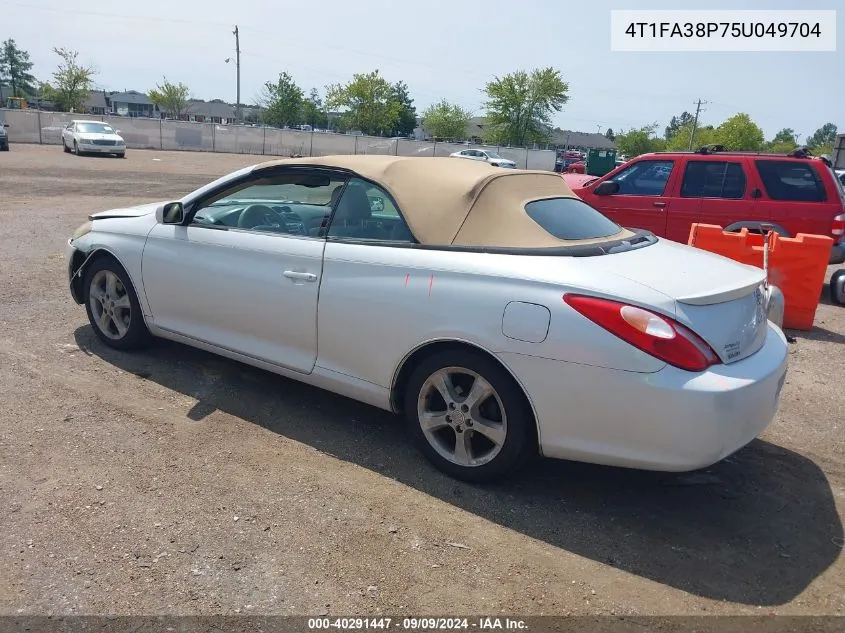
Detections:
[253, 155, 633, 248]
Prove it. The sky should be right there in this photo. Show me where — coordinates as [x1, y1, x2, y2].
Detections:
[3, 0, 842, 140]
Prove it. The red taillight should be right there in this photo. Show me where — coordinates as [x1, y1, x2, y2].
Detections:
[563, 294, 720, 372]
[832, 213, 845, 239]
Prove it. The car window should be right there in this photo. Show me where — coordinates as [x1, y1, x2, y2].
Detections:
[326, 177, 415, 242]
[76, 122, 116, 134]
[191, 169, 348, 236]
[525, 197, 623, 240]
[611, 160, 674, 196]
[681, 161, 746, 199]
[754, 160, 827, 202]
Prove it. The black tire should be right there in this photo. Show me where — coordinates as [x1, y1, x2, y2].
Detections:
[403, 348, 537, 483]
[63, 140, 70, 153]
[82, 256, 152, 351]
[73, 140, 81, 156]
[830, 269, 845, 307]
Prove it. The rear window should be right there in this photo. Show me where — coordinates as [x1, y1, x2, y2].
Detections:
[525, 197, 622, 240]
[755, 160, 827, 202]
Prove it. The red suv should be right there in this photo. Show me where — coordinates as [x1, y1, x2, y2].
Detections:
[563, 147, 845, 264]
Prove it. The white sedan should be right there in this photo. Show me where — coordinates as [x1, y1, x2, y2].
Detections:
[450, 148, 517, 168]
[65, 155, 788, 482]
[62, 120, 126, 157]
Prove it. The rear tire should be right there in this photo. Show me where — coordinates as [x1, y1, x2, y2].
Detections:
[83, 257, 152, 351]
[403, 349, 537, 483]
[830, 269, 845, 307]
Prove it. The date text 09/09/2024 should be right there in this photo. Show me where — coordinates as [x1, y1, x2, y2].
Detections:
[624, 22, 822, 38]
[307, 617, 528, 630]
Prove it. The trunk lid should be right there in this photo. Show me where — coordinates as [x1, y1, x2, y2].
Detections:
[576, 238, 769, 364]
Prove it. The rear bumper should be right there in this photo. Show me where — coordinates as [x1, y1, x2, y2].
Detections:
[499, 321, 789, 472]
[830, 243, 845, 265]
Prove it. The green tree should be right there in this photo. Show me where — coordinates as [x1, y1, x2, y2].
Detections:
[665, 124, 718, 151]
[421, 99, 472, 140]
[50, 47, 96, 112]
[325, 69, 401, 136]
[766, 128, 798, 153]
[300, 88, 328, 128]
[716, 113, 764, 150]
[260, 72, 304, 127]
[604, 128, 615, 141]
[390, 80, 417, 136]
[482, 67, 569, 146]
[807, 123, 837, 150]
[0, 39, 37, 97]
[148, 77, 190, 119]
[664, 111, 694, 140]
[614, 123, 663, 157]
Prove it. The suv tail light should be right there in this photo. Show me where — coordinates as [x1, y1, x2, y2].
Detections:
[833, 213, 845, 240]
[563, 294, 721, 372]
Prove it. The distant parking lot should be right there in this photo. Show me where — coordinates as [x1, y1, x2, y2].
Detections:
[1, 144, 843, 616]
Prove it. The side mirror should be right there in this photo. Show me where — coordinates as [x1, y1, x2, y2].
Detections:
[369, 196, 385, 212]
[2, 124, 8, 128]
[156, 202, 185, 224]
[594, 180, 620, 196]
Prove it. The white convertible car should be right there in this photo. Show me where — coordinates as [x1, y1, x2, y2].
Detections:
[66, 155, 788, 482]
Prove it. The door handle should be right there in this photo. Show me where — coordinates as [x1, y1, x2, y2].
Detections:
[283, 271, 317, 282]
[653, 201, 667, 208]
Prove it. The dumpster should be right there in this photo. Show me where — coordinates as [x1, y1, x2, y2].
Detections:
[586, 148, 617, 176]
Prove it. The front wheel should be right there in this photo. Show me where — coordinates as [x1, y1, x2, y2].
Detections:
[83, 257, 152, 350]
[404, 349, 536, 483]
[830, 269, 845, 306]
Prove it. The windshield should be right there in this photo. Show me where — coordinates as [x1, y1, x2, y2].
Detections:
[77, 123, 115, 134]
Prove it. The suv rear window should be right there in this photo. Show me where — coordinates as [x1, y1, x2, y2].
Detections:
[525, 197, 622, 240]
[755, 160, 827, 202]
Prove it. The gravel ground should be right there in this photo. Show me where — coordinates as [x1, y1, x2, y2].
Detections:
[0, 144, 843, 616]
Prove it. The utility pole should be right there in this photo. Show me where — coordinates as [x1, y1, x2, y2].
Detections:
[688, 98, 707, 150]
[233, 25, 241, 124]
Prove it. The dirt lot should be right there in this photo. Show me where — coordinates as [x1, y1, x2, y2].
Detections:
[1, 144, 843, 617]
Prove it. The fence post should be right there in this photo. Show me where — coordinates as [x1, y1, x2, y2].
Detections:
[432, 139, 437, 156]
[309, 129, 314, 157]
[525, 146, 529, 170]
[394, 139, 399, 156]
[212, 123, 215, 153]
[37, 109, 42, 144]
[159, 119, 163, 150]
[354, 135, 358, 155]
[262, 126, 266, 155]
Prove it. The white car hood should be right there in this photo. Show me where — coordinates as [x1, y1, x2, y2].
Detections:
[89, 201, 164, 220]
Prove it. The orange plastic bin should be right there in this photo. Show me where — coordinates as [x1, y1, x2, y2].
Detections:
[688, 224, 832, 330]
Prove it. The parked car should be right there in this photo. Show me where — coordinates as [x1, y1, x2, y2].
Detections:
[566, 160, 586, 174]
[66, 155, 788, 482]
[563, 147, 845, 264]
[450, 148, 517, 169]
[0, 122, 9, 151]
[61, 120, 126, 157]
[836, 169, 845, 186]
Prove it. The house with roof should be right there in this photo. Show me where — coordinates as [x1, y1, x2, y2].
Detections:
[107, 90, 157, 117]
[83, 91, 108, 115]
[182, 99, 237, 124]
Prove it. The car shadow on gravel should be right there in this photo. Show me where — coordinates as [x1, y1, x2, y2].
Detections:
[75, 327, 843, 608]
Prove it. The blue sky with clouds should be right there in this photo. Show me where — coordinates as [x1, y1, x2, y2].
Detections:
[3, 0, 841, 139]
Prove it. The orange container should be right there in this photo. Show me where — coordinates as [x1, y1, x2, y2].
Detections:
[688, 224, 833, 330]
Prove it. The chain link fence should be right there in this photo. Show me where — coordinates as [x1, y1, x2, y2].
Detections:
[0, 109, 557, 171]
